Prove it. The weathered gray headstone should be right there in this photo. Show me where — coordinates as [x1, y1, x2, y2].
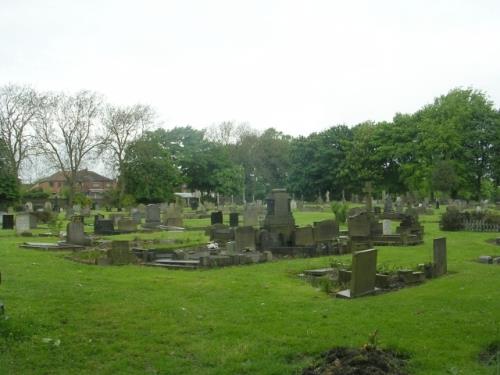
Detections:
[337, 248, 378, 298]
[144, 204, 161, 228]
[433, 237, 447, 277]
[107, 241, 135, 265]
[294, 226, 314, 246]
[44, 201, 53, 212]
[16, 213, 32, 234]
[24, 201, 33, 212]
[117, 218, 137, 232]
[66, 217, 85, 245]
[234, 226, 256, 251]
[313, 220, 339, 242]
[382, 220, 392, 235]
[243, 206, 258, 227]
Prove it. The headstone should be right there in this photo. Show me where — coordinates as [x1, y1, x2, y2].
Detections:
[243, 206, 258, 227]
[263, 189, 295, 246]
[234, 226, 256, 251]
[163, 203, 183, 227]
[337, 248, 378, 298]
[107, 241, 135, 265]
[16, 213, 31, 234]
[0, 212, 4, 226]
[313, 220, 339, 242]
[117, 218, 137, 232]
[363, 182, 373, 212]
[229, 212, 239, 227]
[73, 204, 81, 214]
[211, 211, 223, 225]
[348, 212, 371, 237]
[433, 237, 447, 277]
[325, 191, 330, 203]
[384, 194, 393, 213]
[382, 220, 392, 235]
[144, 204, 161, 228]
[81, 206, 91, 216]
[44, 201, 53, 212]
[24, 201, 33, 212]
[435, 199, 440, 209]
[66, 217, 85, 245]
[95, 218, 114, 235]
[2, 215, 14, 229]
[130, 209, 142, 224]
[294, 226, 314, 246]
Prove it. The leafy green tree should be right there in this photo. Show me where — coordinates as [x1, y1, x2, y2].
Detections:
[122, 136, 181, 203]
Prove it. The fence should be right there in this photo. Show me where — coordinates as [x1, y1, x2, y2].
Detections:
[462, 220, 500, 232]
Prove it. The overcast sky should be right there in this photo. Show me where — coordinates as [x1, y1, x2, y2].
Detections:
[2, 0, 500, 136]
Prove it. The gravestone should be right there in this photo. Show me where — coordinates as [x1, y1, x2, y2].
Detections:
[81, 206, 91, 216]
[263, 189, 295, 246]
[72, 204, 81, 215]
[66, 216, 85, 245]
[2, 215, 14, 229]
[164, 203, 183, 227]
[363, 182, 373, 212]
[0, 212, 4, 226]
[44, 201, 53, 212]
[348, 212, 371, 237]
[95, 218, 114, 235]
[130, 208, 142, 224]
[211, 211, 223, 225]
[107, 241, 135, 265]
[144, 204, 161, 228]
[290, 199, 297, 210]
[433, 237, 447, 277]
[382, 220, 392, 235]
[384, 195, 393, 213]
[294, 226, 314, 246]
[313, 220, 339, 242]
[25, 202, 33, 212]
[117, 218, 137, 232]
[16, 213, 32, 234]
[234, 226, 256, 251]
[229, 213, 239, 227]
[243, 206, 258, 227]
[337, 248, 378, 298]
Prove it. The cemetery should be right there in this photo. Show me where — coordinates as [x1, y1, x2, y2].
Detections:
[1, 11, 500, 372]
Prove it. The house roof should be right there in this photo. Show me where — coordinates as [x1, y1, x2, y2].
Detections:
[37, 169, 113, 183]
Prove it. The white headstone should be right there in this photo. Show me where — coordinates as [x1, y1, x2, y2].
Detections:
[382, 219, 392, 235]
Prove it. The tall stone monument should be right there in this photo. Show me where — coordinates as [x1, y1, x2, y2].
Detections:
[262, 189, 295, 246]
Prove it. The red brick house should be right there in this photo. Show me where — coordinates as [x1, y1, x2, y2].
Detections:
[33, 169, 115, 201]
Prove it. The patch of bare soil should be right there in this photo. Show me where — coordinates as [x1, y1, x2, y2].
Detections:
[301, 346, 409, 375]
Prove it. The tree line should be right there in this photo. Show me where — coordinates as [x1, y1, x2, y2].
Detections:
[0, 84, 499, 207]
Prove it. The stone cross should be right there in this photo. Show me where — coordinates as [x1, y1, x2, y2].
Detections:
[363, 182, 373, 212]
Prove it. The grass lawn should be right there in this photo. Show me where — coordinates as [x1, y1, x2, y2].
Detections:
[0, 209, 499, 374]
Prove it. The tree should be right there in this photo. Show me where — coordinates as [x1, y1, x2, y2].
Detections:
[34, 91, 105, 205]
[121, 136, 181, 203]
[102, 104, 154, 205]
[0, 138, 20, 206]
[0, 84, 40, 177]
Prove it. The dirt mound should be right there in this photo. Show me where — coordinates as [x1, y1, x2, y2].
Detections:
[301, 346, 409, 375]
[478, 341, 500, 367]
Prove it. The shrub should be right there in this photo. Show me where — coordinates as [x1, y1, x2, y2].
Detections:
[331, 201, 348, 223]
[440, 207, 465, 231]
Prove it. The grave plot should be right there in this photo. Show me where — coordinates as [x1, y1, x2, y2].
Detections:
[347, 183, 424, 251]
[301, 237, 449, 298]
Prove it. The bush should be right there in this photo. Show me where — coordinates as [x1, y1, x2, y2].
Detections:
[32, 211, 53, 224]
[440, 207, 465, 231]
[331, 201, 348, 223]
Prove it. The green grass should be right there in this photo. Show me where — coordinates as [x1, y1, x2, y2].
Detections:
[0, 210, 499, 374]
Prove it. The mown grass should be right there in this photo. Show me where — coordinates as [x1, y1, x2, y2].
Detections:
[0, 208, 499, 374]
